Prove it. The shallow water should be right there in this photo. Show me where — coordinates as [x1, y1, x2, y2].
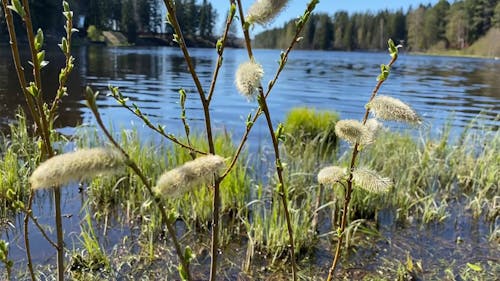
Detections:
[0, 46, 499, 278]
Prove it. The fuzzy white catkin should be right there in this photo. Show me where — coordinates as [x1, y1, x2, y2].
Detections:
[352, 168, 392, 193]
[317, 166, 347, 185]
[153, 155, 226, 199]
[335, 119, 374, 145]
[247, 0, 289, 25]
[368, 95, 421, 125]
[235, 60, 264, 99]
[30, 148, 126, 190]
[365, 118, 382, 135]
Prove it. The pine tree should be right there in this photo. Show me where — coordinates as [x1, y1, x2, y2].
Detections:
[493, 1, 500, 28]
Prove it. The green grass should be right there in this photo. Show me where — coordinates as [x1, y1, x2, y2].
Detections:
[1, 110, 499, 279]
[283, 107, 339, 156]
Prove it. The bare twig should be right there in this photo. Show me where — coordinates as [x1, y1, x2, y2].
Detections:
[207, 0, 236, 104]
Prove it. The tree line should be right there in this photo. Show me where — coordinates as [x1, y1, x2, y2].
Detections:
[254, 0, 500, 51]
[0, 0, 217, 43]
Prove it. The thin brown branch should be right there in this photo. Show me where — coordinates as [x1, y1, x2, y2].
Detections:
[86, 92, 193, 281]
[258, 91, 297, 280]
[221, 0, 317, 181]
[207, 0, 236, 104]
[161, 2, 220, 280]
[326, 54, 398, 281]
[0, 0, 41, 133]
[110, 94, 207, 155]
[23, 192, 36, 281]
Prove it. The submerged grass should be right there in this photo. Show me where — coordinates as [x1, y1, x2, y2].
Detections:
[1, 110, 498, 279]
[74, 127, 252, 232]
[354, 125, 499, 224]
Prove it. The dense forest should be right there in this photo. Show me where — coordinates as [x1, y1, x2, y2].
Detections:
[0, 0, 217, 43]
[254, 0, 500, 52]
[2, 0, 499, 51]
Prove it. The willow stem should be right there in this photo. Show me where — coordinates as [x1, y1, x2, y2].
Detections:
[326, 54, 398, 281]
[221, 0, 317, 181]
[23, 193, 36, 281]
[258, 92, 298, 280]
[161, 2, 220, 279]
[87, 94, 193, 281]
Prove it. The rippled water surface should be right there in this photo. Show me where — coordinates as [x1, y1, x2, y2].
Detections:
[0, 46, 499, 276]
[1, 46, 499, 135]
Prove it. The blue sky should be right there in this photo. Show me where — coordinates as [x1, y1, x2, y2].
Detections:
[212, 0, 440, 34]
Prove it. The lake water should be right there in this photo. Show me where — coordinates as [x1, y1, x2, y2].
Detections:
[0, 46, 499, 276]
[1, 46, 499, 138]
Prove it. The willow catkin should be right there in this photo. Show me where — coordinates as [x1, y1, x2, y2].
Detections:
[30, 148, 126, 190]
[317, 166, 347, 185]
[153, 154, 226, 199]
[352, 167, 392, 193]
[247, 0, 289, 25]
[365, 118, 382, 135]
[335, 119, 373, 145]
[235, 60, 264, 99]
[367, 95, 421, 125]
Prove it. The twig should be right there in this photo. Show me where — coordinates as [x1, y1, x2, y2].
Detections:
[161, 2, 220, 279]
[233, 1, 319, 279]
[109, 88, 207, 155]
[23, 193, 36, 281]
[221, 0, 318, 180]
[86, 90, 193, 281]
[326, 53, 398, 281]
[207, 0, 236, 104]
[258, 91, 298, 280]
[0, 0, 41, 136]
[26, 209, 58, 249]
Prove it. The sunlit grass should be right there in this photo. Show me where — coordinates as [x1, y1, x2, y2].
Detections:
[1, 110, 498, 279]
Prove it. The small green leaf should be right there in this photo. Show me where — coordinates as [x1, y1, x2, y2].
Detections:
[178, 264, 188, 281]
[40, 60, 49, 68]
[183, 246, 195, 262]
[275, 123, 286, 142]
[216, 38, 223, 54]
[466, 262, 482, 272]
[62, 1, 70, 12]
[245, 113, 253, 128]
[388, 39, 397, 56]
[0, 241, 8, 253]
[63, 11, 73, 20]
[26, 82, 39, 97]
[85, 86, 98, 108]
[179, 88, 186, 107]
[229, 3, 236, 17]
[35, 29, 44, 51]
[377, 64, 390, 82]
[37, 50, 46, 67]
[8, 0, 26, 18]
[59, 37, 68, 53]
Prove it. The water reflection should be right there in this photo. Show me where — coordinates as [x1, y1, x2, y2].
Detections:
[0, 46, 499, 136]
[0, 46, 85, 131]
